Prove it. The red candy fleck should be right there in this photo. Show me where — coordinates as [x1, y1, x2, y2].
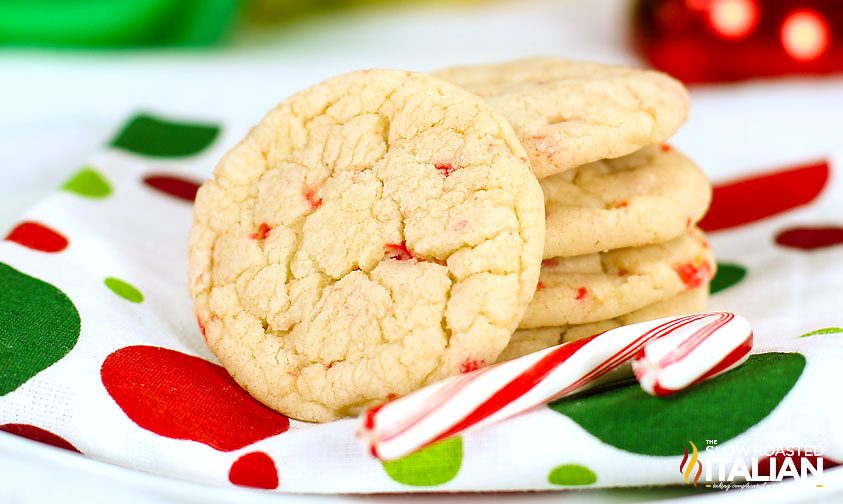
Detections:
[228, 451, 279, 490]
[575, 287, 589, 301]
[250, 223, 272, 241]
[197, 316, 207, 340]
[613, 200, 629, 209]
[541, 259, 559, 268]
[304, 189, 322, 210]
[0, 424, 80, 453]
[699, 161, 829, 232]
[674, 261, 713, 289]
[143, 175, 201, 202]
[5, 221, 68, 253]
[617, 268, 629, 277]
[536, 281, 546, 291]
[385, 241, 414, 261]
[101, 345, 289, 452]
[435, 163, 457, 177]
[460, 358, 484, 373]
[660, 144, 672, 152]
[775, 226, 843, 250]
[386, 393, 398, 401]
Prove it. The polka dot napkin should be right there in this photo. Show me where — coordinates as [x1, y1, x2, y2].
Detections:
[1, 113, 841, 493]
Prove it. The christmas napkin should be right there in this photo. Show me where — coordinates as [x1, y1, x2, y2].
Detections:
[1, 113, 841, 493]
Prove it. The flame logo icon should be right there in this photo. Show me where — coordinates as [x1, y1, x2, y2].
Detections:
[680, 441, 703, 487]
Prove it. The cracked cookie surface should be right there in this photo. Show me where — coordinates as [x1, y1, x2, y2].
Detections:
[542, 145, 711, 258]
[188, 69, 545, 422]
[499, 287, 708, 362]
[435, 58, 690, 178]
[521, 228, 714, 329]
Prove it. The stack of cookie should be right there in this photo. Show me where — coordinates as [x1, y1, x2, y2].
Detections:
[434, 59, 715, 361]
[188, 59, 714, 422]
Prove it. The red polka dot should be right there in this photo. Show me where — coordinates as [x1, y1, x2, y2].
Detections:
[0, 424, 80, 453]
[575, 287, 589, 301]
[699, 161, 828, 232]
[101, 346, 289, 452]
[143, 175, 201, 202]
[228, 451, 279, 490]
[775, 226, 843, 250]
[5, 221, 68, 253]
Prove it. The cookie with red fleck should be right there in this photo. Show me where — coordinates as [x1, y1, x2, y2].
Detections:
[520, 228, 714, 329]
[188, 69, 545, 422]
[542, 145, 711, 258]
[499, 287, 708, 362]
[434, 58, 689, 178]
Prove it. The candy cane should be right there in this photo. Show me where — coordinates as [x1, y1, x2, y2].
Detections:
[359, 312, 752, 461]
[632, 312, 753, 396]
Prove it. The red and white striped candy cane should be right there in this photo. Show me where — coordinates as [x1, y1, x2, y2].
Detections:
[632, 312, 753, 396]
[359, 312, 752, 460]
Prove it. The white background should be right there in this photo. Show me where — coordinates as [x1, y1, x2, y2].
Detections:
[1, 0, 842, 502]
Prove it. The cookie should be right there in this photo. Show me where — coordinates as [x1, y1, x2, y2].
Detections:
[435, 58, 690, 178]
[188, 69, 545, 422]
[542, 145, 711, 258]
[499, 287, 708, 362]
[520, 228, 714, 329]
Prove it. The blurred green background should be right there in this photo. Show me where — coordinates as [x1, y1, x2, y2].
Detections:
[0, 0, 467, 48]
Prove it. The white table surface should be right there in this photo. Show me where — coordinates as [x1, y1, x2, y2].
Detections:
[1, 0, 842, 502]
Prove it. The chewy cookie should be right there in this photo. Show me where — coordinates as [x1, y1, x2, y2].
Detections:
[435, 58, 689, 178]
[541, 145, 711, 258]
[520, 228, 715, 329]
[188, 70, 545, 422]
[499, 287, 708, 362]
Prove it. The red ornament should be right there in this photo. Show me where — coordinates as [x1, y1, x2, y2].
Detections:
[634, 0, 843, 83]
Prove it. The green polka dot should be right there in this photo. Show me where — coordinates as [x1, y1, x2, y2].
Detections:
[801, 327, 843, 338]
[111, 114, 220, 157]
[0, 262, 80, 396]
[710, 262, 747, 295]
[382, 437, 462, 487]
[548, 464, 597, 486]
[549, 353, 805, 456]
[61, 167, 112, 198]
[104, 277, 144, 303]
